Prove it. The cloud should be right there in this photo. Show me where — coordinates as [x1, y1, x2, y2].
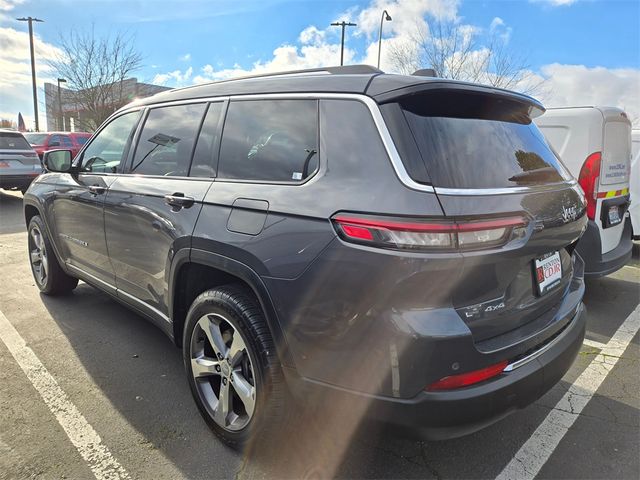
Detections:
[0, 27, 63, 128]
[179, 53, 191, 62]
[153, 66, 193, 86]
[153, 0, 462, 85]
[537, 64, 640, 124]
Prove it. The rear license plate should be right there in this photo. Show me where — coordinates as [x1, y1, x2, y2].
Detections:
[535, 251, 562, 296]
[608, 206, 622, 226]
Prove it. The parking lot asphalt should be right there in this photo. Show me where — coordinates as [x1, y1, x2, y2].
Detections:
[0, 189, 638, 480]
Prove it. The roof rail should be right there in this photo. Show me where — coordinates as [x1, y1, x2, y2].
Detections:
[169, 65, 383, 94]
[226, 64, 382, 82]
[412, 68, 437, 77]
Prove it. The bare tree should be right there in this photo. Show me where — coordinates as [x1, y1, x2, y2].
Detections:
[388, 18, 544, 96]
[49, 28, 142, 131]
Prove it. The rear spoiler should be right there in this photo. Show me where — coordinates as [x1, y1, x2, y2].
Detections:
[371, 81, 545, 119]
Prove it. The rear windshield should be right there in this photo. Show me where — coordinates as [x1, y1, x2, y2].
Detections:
[23, 133, 48, 145]
[399, 92, 569, 189]
[0, 132, 31, 150]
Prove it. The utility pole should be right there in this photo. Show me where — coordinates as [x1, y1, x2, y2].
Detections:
[330, 21, 357, 66]
[17, 16, 44, 132]
[57, 78, 66, 131]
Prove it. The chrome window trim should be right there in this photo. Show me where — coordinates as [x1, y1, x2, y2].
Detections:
[119, 92, 577, 196]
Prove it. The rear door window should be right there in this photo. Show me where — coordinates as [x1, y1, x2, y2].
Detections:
[218, 99, 318, 182]
[130, 103, 207, 176]
[398, 91, 569, 189]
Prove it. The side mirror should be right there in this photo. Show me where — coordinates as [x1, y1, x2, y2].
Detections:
[48, 141, 60, 147]
[43, 150, 73, 173]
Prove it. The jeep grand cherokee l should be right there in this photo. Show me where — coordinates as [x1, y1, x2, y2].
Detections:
[24, 65, 588, 447]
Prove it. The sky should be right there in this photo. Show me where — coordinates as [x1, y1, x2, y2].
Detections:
[1, 0, 639, 130]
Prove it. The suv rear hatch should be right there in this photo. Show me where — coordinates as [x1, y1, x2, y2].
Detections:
[378, 86, 587, 343]
[0, 131, 40, 174]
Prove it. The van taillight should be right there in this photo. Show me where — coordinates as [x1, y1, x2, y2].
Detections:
[332, 214, 528, 252]
[578, 152, 601, 220]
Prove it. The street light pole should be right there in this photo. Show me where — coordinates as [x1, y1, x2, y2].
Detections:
[17, 17, 44, 132]
[377, 10, 392, 69]
[331, 21, 357, 66]
[57, 78, 67, 131]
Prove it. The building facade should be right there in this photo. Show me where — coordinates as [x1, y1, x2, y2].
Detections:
[44, 78, 171, 132]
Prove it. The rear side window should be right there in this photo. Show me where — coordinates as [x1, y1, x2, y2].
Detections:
[75, 136, 89, 145]
[0, 132, 30, 150]
[397, 91, 569, 189]
[61, 136, 73, 147]
[218, 99, 318, 182]
[131, 103, 206, 176]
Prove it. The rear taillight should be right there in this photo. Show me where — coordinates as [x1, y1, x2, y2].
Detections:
[426, 360, 509, 391]
[332, 214, 528, 252]
[577, 152, 601, 220]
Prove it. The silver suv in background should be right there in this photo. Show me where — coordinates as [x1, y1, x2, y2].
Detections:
[0, 130, 41, 194]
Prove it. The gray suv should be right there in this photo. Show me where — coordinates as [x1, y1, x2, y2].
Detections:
[24, 65, 588, 447]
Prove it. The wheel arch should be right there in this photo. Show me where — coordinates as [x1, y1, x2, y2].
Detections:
[23, 198, 67, 271]
[169, 248, 294, 368]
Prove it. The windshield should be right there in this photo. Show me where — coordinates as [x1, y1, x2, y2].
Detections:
[398, 91, 570, 189]
[23, 133, 49, 145]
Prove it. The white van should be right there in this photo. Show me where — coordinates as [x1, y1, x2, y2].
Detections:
[631, 129, 640, 239]
[535, 107, 632, 277]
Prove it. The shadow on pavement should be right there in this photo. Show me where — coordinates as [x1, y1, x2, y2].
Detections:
[0, 191, 26, 235]
[39, 271, 638, 479]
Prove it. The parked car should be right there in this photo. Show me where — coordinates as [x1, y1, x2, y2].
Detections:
[631, 129, 639, 239]
[23, 131, 91, 160]
[535, 107, 633, 277]
[0, 129, 41, 194]
[24, 65, 588, 447]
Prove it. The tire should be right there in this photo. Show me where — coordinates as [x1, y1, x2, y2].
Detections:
[27, 215, 78, 295]
[183, 285, 285, 448]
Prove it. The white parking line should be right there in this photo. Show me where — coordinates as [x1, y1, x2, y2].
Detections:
[582, 338, 607, 349]
[0, 309, 131, 480]
[496, 304, 640, 480]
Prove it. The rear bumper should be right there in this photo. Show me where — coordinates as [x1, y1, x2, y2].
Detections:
[576, 218, 632, 277]
[287, 303, 586, 440]
[0, 173, 40, 189]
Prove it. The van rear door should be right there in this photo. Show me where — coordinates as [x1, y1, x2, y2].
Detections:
[596, 109, 631, 253]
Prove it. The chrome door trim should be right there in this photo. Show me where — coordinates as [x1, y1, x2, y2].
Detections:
[66, 263, 170, 323]
[115, 92, 577, 196]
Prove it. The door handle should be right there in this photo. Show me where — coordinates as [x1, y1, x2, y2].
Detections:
[88, 185, 106, 195]
[164, 192, 195, 209]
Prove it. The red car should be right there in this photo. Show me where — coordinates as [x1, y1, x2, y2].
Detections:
[23, 132, 91, 159]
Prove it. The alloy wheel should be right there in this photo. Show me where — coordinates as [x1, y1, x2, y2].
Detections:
[29, 225, 48, 286]
[190, 313, 256, 431]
